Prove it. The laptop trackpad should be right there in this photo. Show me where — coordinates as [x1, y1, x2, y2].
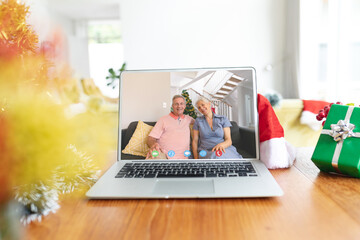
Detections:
[153, 180, 215, 195]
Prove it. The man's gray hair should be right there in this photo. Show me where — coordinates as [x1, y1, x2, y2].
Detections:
[172, 95, 186, 103]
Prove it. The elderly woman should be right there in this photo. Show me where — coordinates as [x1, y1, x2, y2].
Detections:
[192, 98, 242, 159]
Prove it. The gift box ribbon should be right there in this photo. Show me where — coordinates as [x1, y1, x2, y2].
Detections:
[321, 106, 360, 172]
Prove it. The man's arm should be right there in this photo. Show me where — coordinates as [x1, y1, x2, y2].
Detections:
[147, 136, 160, 150]
[192, 129, 199, 159]
[146, 118, 165, 158]
[146, 136, 161, 159]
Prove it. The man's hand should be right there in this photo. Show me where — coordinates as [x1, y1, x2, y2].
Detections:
[147, 136, 160, 159]
[146, 142, 163, 159]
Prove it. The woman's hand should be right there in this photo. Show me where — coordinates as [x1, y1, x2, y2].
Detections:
[212, 142, 227, 153]
[212, 127, 232, 154]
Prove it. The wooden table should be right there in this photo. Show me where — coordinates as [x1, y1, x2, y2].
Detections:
[25, 148, 360, 240]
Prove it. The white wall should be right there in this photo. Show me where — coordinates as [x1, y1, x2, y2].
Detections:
[120, 72, 171, 128]
[26, 0, 288, 96]
[120, 0, 286, 95]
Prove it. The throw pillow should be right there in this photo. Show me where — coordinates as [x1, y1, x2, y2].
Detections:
[122, 120, 153, 157]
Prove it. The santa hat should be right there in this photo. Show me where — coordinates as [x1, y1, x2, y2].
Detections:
[300, 100, 330, 131]
[258, 94, 296, 169]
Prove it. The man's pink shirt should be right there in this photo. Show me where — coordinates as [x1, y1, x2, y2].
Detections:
[148, 113, 194, 159]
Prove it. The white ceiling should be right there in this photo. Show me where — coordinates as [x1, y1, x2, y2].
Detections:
[47, 0, 120, 20]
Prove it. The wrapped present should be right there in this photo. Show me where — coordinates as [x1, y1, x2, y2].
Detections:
[312, 104, 360, 178]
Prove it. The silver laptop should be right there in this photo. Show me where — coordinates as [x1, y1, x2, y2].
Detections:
[86, 67, 283, 198]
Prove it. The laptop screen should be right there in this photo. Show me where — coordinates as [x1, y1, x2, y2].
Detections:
[118, 67, 259, 161]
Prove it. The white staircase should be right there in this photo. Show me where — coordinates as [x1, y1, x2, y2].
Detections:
[203, 70, 244, 100]
[180, 70, 244, 121]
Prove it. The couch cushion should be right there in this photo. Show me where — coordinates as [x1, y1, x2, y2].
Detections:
[122, 121, 156, 148]
[122, 120, 154, 157]
[230, 121, 240, 147]
[237, 126, 256, 158]
[274, 99, 322, 147]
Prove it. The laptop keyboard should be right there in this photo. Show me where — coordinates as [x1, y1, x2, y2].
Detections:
[115, 161, 257, 178]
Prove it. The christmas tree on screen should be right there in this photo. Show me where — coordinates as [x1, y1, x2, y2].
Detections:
[182, 89, 197, 119]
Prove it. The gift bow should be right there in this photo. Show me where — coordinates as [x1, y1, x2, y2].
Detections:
[329, 120, 356, 142]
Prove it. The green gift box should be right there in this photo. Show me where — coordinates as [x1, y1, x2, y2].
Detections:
[311, 104, 360, 178]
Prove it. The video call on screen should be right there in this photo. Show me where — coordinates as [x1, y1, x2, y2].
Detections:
[120, 69, 258, 160]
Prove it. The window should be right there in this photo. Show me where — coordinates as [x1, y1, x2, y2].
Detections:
[88, 20, 123, 98]
[300, 0, 360, 103]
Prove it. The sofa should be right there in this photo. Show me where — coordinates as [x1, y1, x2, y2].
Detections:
[273, 99, 323, 147]
[121, 121, 256, 160]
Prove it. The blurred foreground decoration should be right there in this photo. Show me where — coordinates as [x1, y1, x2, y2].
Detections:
[0, 0, 115, 230]
[0, 0, 38, 57]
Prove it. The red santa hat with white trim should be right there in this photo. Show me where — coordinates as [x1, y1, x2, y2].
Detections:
[258, 94, 296, 169]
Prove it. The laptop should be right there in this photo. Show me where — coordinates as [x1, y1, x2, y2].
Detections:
[86, 67, 283, 198]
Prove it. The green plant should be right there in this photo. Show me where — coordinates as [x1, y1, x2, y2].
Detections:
[105, 62, 126, 89]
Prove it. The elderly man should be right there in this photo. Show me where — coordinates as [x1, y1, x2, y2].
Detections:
[146, 95, 195, 159]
